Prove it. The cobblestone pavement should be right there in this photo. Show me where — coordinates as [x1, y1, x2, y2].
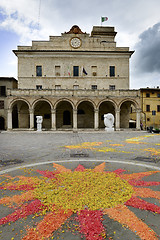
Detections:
[0, 131, 160, 240]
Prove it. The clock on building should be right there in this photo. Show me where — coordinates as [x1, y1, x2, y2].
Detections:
[70, 37, 82, 48]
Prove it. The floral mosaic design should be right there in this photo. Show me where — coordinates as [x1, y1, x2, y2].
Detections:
[0, 163, 160, 240]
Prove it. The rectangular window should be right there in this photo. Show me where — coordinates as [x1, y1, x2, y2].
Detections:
[55, 85, 61, 90]
[91, 85, 97, 90]
[109, 66, 115, 77]
[157, 93, 160, 98]
[92, 66, 97, 76]
[0, 86, 6, 96]
[147, 118, 150, 121]
[146, 93, 150, 97]
[146, 105, 150, 112]
[0, 100, 4, 109]
[55, 66, 60, 76]
[109, 85, 115, 90]
[73, 85, 79, 89]
[36, 85, 42, 90]
[36, 66, 42, 76]
[157, 105, 160, 112]
[73, 66, 79, 76]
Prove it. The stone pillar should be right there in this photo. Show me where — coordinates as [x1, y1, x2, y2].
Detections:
[7, 109, 12, 130]
[94, 109, 99, 130]
[51, 109, 56, 130]
[136, 109, 141, 130]
[73, 109, 77, 131]
[29, 109, 34, 130]
[115, 109, 120, 130]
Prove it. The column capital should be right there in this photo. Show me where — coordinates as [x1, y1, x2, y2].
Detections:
[29, 108, 34, 114]
[136, 108, 141, 113]
[73, 109, 77, 113]
[51, 109, 56, 114]
[94, 109, 99, 113]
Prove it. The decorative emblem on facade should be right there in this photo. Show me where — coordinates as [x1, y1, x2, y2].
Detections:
[66, 25, 85, 34]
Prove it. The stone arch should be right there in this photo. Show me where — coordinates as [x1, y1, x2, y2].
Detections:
[54, 98, 75, 110]
[0, 116, 5, 130]
[98, 100, 116, 128]
[32, 98, 53, 110]
[77, 100, 95, 128]
[55, 99, 73, 129]
[119, 99, 140, 129]
[76, 98, 96, 109]
[9, 98, 31, 110]
[11, 99, 30, 129]
[33, 99, 52, 130]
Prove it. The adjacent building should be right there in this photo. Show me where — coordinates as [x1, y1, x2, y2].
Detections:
[140, 87, 160, 129]
[0, 77, 17, 130]
[3, 25, 142, 131]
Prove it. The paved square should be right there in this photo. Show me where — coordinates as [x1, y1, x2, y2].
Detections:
[0, 131, 160, 240]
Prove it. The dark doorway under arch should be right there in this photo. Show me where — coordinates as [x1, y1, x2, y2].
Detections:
[0, 117, 5, 130]
[63, 110, 71, 125]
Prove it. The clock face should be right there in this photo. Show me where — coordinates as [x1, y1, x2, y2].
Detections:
[70, 37, 81, 48]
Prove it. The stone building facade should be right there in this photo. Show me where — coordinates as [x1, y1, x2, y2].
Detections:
[6, 25, 141, 131]
[0, 77, 17, 130]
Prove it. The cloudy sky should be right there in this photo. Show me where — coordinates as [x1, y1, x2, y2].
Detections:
[0, 0, 160, 89]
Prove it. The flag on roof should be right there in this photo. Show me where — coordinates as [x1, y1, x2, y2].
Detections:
[101, 17, 108, 22]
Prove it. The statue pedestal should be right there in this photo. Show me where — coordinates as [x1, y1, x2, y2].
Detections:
[105, 127, 114, 132]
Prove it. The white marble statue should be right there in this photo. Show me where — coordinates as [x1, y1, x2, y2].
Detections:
[36, 116, 43, 131]
[104, 113, 114, 132]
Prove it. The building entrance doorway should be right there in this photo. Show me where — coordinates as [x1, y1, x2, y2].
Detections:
[0, 117, 5, 130]
[63, 110, 71, 125]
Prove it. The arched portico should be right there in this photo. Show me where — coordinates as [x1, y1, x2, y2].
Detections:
[119, 99, 140, 130]
[98, 100, 116, 128]
[56, 100, 73, 129]
[9, 100, 30, 129]
[33, 100, 52, 130]
[77, 101, 95, 128]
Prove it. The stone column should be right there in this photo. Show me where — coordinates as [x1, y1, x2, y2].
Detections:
[115, 109, 120, 130]
[136, 109, 141, 130]
[94, 109, 99, 130]
[51, 109, 56, 130]
[73, 109, 77, 131]
[7, 109, 12, 130]
[29, 109, 34, 130]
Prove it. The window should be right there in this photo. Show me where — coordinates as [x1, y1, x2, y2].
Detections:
[91, 85, 97, 90]
[92, 66, 97, 76]
[55, 85, 61, 90]
[109, 66, 115, 77]
[157, 105, 160, 112]
[0, 86, 6, 96]
[36, 85, 42, 90]
[73, 85, 79, 89]
[146, 105, 150, 112]
[146, 93, 150, 97]
[36, 66, 42, 76]
[109, 85, 115, 90]
[73, 66, 79, 76]
[147, 118, 150, 121]
[157, 93, 160, 98]
[0, 101, 4, 109]
[55, 66, 60, 76]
